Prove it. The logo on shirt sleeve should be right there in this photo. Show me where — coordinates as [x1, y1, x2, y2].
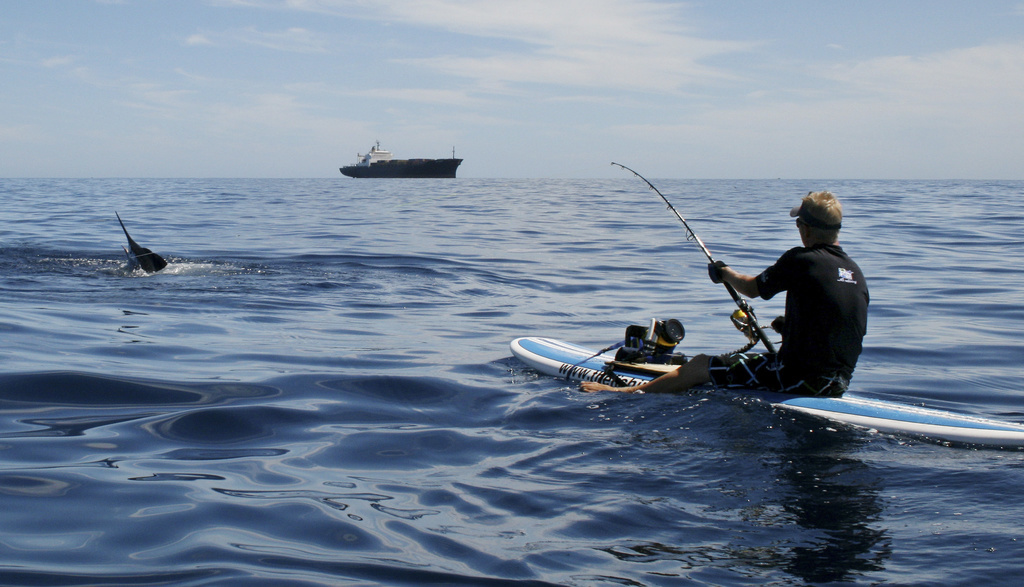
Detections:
[837, 268, 858, 284]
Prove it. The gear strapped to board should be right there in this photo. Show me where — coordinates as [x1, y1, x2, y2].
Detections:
[614, 318, 687, 364]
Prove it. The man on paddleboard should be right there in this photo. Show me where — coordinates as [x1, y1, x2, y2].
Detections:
[582, 191, 868, 397]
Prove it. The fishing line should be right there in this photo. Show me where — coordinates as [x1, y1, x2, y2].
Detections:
[611, 162, 777, 354]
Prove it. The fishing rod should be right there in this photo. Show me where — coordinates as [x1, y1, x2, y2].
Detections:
[611, 162, 777, 354]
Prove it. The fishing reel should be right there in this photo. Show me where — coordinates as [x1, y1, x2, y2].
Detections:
[723, 308, 764, 355]
[615, 318, 686, 364]
[730, 308, 758, 342]
[728, 308, 785, 354]
[731, 309, 786, 337]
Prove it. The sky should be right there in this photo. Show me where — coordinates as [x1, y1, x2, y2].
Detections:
[2, 1, 1023, 179]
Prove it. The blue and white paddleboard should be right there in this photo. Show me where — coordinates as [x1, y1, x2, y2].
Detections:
[510, 336, 1024, 448]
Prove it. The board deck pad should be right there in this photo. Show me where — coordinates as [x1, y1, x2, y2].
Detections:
[510, 337, 1024, 448]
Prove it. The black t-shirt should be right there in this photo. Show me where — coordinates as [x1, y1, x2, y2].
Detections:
[755, 244, 869, 380]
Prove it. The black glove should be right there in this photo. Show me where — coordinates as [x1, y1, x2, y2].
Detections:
[707, 260, 728, 284]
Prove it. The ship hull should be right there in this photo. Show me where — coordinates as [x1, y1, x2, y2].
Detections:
[340, 158, 462, 178]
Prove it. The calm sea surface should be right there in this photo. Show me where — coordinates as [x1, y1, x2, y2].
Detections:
[1, 177, 1023, 585]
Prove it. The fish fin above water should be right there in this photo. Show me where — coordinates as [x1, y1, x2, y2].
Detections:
[116, 212, 168, 273]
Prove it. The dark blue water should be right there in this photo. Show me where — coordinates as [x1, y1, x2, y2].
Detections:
[2, 177, 1023, 585]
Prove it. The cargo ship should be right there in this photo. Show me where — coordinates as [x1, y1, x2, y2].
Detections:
[339, 143, 463, 178]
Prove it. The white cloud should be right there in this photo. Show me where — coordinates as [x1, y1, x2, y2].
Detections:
[185, 34, 214, 47]
[823, 43, 1024, 116]
[350, 88, 478, 107]
[384, 0, 753, 92]
[0, 124, 41, 142]
[41, 55, 76, 68]
[217, 0, 754, 92]
[603, 41, 1024, 178]
[121, 84, 199, 116]
[188, 26, 329, 53]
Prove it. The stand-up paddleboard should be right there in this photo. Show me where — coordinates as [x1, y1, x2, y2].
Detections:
[511, 337, 1024, 448]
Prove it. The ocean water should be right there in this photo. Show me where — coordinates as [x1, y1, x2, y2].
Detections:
[1, 177, 1023, 585]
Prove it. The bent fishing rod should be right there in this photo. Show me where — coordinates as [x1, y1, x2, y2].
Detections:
[611, 162, 777, 354]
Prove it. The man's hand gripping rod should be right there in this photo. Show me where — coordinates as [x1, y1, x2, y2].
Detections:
[611, 162, 777, 354]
